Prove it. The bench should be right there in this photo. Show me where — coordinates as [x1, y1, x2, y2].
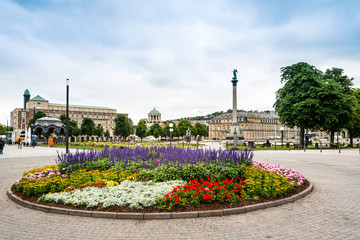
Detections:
[330, 144, 338, 149]
[293, 143, 302, 149]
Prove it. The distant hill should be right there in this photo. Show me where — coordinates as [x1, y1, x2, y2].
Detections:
[173, 109, 274, 121]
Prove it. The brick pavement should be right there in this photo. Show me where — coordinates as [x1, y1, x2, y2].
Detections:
[0, 145, 359, 239]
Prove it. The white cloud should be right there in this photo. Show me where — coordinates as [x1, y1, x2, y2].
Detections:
[1, 0, 360, 125]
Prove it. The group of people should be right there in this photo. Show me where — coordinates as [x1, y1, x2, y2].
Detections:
[0, 137, 56, 154]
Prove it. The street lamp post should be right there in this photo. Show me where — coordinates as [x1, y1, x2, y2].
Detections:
[197, 135, 199, 149]
[6, 119, 8, 144]
[169, 123, 173, 147]
[65, 79, 69, 154]
[280, 127, 284, 148]
[32, 104, 35, 147]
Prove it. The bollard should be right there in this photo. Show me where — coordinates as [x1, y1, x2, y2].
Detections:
[288, 142, 290, 151]
[339, 143, 341, 153]
[320, 141, 322, 153]
[275, 142, 276, 151]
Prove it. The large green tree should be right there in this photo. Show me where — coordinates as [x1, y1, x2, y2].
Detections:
[346, 88, 360, 146]
[320, 68, 355, 144]
[81, 117, 95, 138]
[128, 118, 135, 135]
[195, 122, 208, 137]
[114, 114, 131, 140]
[104, 129, 111, 140]
[0, 124, 9, 135]
[323, 68, 354, 94]
[135, 120, 147, 141]
[274, 62, 324, 146]
[149, 123, 163, 137]
[177, 120, 196, 138]
[59, 114, 80, 137]
[153, 129, 160, 139]
[95, 124, 104, 139]
[163, 121, 179, 139]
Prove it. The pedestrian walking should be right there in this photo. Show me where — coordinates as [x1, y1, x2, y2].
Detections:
[48, 137, 53, 147]
[0, 138, 4, 154]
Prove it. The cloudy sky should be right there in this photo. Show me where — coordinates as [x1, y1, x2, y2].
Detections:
[1, 0, 359, 125]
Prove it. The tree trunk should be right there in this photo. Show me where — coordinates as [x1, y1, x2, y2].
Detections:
[330, 131, 335, 144]
[349, 130, 353, 147]
[300, 127, 305, 146]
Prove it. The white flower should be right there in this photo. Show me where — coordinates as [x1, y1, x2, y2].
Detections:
[40, 180, 184, 209]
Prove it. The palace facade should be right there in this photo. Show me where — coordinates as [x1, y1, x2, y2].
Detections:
[11, 89, 127, 140]
[208, 111, 298, 141]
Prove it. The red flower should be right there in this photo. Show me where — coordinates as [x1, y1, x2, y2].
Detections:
[202, 194, 212, 200]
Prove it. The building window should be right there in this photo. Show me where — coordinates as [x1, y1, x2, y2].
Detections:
[22, 112, 26, 117]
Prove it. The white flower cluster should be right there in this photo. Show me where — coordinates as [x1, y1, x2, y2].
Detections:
[39, 180, 184, 210]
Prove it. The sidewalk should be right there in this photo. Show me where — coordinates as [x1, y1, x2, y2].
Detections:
[0, 145, 77, 159]
[0, 143, 359, 239]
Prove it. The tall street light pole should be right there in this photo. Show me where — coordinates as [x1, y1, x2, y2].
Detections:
[66, 79, 69, 154]
[282, 128, 284, 147]
[6, 119, 8, 144]
[32, 104, 35, 146]
[169, 123, 173, 147]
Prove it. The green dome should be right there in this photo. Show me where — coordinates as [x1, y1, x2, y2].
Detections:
[149, 108, 160, 114]
[23, 89, 30, 96]
[30, 95, 48, 102]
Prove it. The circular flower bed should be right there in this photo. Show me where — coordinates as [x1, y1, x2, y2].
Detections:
[12, 146, 308, 213]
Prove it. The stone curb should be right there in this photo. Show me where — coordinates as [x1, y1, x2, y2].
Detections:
[7, 182, 313, 220]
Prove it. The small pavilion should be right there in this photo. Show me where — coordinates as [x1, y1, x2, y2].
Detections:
[148, 108, 161, 124]
[33, 117, 65, 137]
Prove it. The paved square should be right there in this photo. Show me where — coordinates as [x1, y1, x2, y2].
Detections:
[0, 145, 359, 239]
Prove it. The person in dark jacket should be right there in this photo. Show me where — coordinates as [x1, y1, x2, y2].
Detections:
[0, 138, 4, 154]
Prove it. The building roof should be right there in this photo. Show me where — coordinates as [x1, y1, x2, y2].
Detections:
[23, 89, 30, 96]
[212, 112, 278, 120]
[149, 108, 160, 114]
[49, 103, 115, 110]
[30, 95, 48, 102]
